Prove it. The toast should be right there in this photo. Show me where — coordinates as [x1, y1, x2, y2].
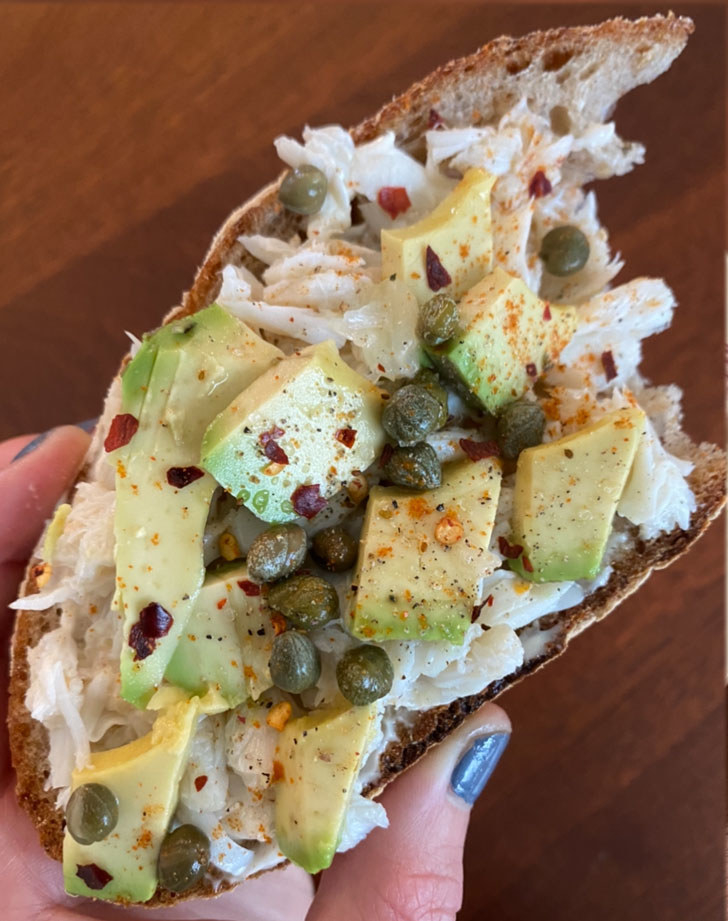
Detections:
[8, 13, 725, 908]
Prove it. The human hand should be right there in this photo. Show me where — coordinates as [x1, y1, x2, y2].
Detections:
[2, 427, 510, 921]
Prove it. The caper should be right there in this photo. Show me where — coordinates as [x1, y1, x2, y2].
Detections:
[246, 524, 307, 584]
[382, 384, 443, 446]
[278, 164, 328, 215]
[312, 527, 358, 572]
[336, 644, 394, 705]
[65, 783, 119, 845]
[419, 293, 459, 346]
[269, 630, 321, 693]
[497, 401, 546, 459]
[413, 368, 449, 427]
[384, 442, 441, 490]
[267, 574, 340, 630]
[539, 225, 590, 276]
[158, 824, 210, 893]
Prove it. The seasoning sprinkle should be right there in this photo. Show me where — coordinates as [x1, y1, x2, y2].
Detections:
[377, 186, 411, 219]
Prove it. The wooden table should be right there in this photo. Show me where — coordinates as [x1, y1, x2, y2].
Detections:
[1, 4, 724, 919]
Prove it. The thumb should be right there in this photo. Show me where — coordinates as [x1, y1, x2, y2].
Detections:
[308, 703, 511, 921]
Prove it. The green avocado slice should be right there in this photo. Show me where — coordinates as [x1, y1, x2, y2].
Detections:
[110, 304, 281, 708]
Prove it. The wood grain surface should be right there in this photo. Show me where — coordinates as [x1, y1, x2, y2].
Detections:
[1, 3, 724, 920]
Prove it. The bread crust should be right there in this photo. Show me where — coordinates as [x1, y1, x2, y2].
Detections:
[8, 13, 722, 910]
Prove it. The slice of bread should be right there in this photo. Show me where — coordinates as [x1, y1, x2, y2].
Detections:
[8, 13, 725, 908]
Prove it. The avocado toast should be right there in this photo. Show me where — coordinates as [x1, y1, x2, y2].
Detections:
[8, 12, 720, 904]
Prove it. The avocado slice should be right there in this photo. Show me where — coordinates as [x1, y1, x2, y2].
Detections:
[381, 168, 496, 304]
[63, 698, 198, 903]
[201, 340, 385, 523]
[426, 267, 577, 415]
[348, 459, 502, 643]
[274, 704, 378, 874]
[111, 304, 281, 708]
[510, 407, 645, 582]
[165, 562, 273, 705]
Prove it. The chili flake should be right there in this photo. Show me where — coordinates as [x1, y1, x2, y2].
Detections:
[238, 579, 261, 597]
[428, 107, 446, 130]
[543, 303, 552, 321]
[601, 350, 617, 382]
[76, 863, 113, 891]
[498, 536, 524, 559]
[194, 775, 208, 792]
[335, 428, 357, 449]
[471, 603, 484, 623]
[259, 427, 289, 465]
[291, 484, 327, 519]
[425, 245, 452, 291]
[528, 170, 552, 199]
[377, 186, 412, 219]
[526, 362, 538, 378]
[128, 602, 173, 661]
[522, 555, 534, 573]
[459, 438, 500, 461]
[166, 466, 205, 488]
[104, 414, 138, 453]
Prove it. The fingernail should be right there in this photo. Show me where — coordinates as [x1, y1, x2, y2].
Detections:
[76, 417, 98, 433]
[12, 430, 53, 462]
[450, 732, 510, 805]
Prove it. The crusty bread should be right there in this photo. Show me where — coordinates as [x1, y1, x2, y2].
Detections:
[8, 13, 725, 909]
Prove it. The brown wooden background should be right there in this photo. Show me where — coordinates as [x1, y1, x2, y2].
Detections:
[1, 3, 725, 919]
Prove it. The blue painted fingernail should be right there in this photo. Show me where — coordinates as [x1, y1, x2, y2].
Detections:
[76, 417, 98, 433]
[12, 431, 52, 462]
[451, 732, 510, 805]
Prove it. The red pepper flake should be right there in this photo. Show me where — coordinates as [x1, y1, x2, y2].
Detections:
[522, 555, 534, 573]
[377, 186, 411, 220]
[291, 484, 327, 519]
[379, 443, 394, 469]
[525, 362, 538, 378]
[128, 602, 173, 661]
[104, 413, 138, 453]
[543, 303, 552, 321]
[76, 863, 113, 891]
[335, 428, 357, 449]
[498, 536, 524, 560]
[484, 593, 494, 607]
[601, 350, 617, 382]
[216, 598, 227, 610]
[528, 170, 552, 199]
[459, 438, 500, 461]
[194, 775, 208, 792]
[271, 759, 285, 783]
[471, 603, 484, 623]
[428, 107, 446, 130]
[238, 579, 261, 597]
[260, 426, 289, 465]
[166, 466, 205, 488]
[425, 245, 452, 291]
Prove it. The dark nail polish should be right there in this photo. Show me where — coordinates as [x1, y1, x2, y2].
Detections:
[12, 431, 52, 462]
[76, 418, 98, 433]
[451, 732, 509, 805]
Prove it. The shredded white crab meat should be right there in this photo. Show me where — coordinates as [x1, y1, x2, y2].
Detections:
[17, 98, 698, 883]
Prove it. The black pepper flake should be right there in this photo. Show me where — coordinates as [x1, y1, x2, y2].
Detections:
[564, 449, 574, 458]
[436, 503, 445, 512]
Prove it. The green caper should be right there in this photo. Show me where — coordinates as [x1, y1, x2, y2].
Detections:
[65, 783, 119, 845]
[278, 164, 328, 215]
[336, 644, 394, 705]
[413, 368, 449, 427]
[312, 527, 358, 572]
[246, 524, 307, 584]
[267, 574, 340, 629]
[158, 824, 210, 893]
[269, 630, 321, 692]
[382, 384, 443, 446]
[539, 225, 590, 276]
[384, 442, 441, 490]
[497, 401, 546, 458]
[419, 293, 459, 346]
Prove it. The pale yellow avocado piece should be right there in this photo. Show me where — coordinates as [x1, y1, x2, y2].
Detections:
[349, 459, 502, 643]
[510, 407, 646, 582]
[41, 502, 71, 561]
[202, 341, 385, 523]
[274, 704, 378, 874]
[63, 698, 199, 903]
[427, 267, 577, 414]
[381, 168, 496, 304]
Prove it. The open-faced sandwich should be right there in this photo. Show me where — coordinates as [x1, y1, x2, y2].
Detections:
[8, 13, 725, 907]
